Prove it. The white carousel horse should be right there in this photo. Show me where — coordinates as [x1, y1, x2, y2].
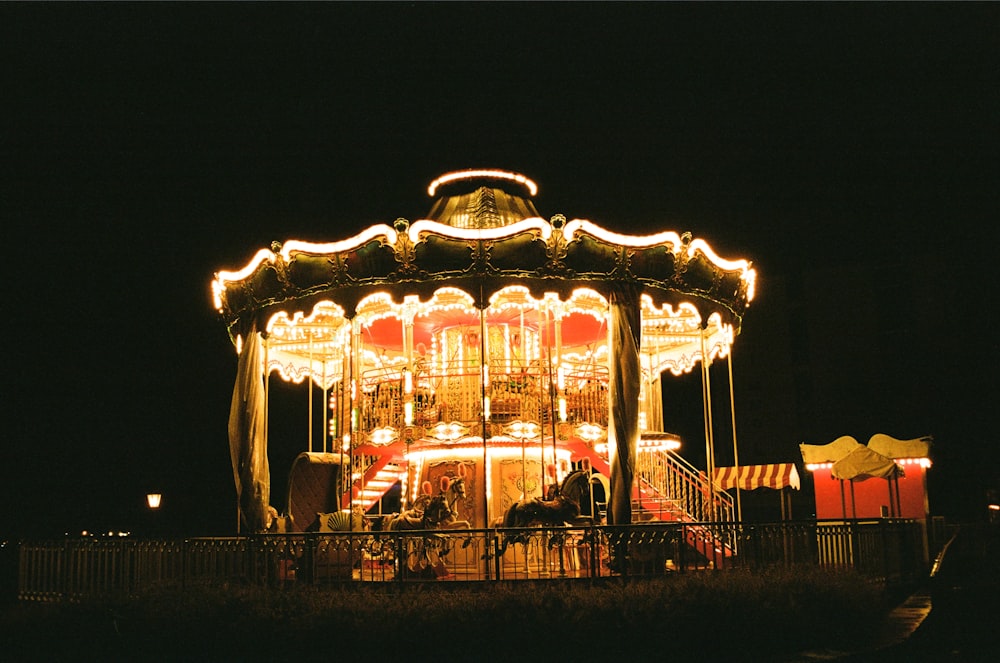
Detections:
[373, 481, 436, 531]
[430, 466, 472, 530]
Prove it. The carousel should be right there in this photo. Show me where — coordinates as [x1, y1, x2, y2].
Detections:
[213, 169, 756, 540]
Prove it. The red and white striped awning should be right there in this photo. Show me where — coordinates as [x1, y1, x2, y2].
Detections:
[713, 464, 801, 491]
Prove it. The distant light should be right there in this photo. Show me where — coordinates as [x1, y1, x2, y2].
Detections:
[989, 504, 1000, 512]
[146, 493, 162, 509]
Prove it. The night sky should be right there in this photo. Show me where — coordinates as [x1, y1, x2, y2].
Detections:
[3, 4, 997, 537]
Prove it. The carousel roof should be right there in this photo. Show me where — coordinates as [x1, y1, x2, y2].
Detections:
[212, 170, 756, 346]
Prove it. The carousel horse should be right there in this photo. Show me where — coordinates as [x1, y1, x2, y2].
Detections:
[371, 467, 472, 575]
[494, 460, 599, 558]
[373, 481, 436, 531]
[373, 463, 471, 531]
[429, 464, 472, 530]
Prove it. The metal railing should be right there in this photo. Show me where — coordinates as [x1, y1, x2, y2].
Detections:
[17, 519, 929, 602]
[355, 360, 612, 437]
[634, 448, 734, 524]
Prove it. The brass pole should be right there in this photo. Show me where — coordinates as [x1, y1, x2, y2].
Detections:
[700, 326, 716, 521]
[727, 351, 742, 522]
[308, 337, 313, 453]
[480, 287, 489, 530]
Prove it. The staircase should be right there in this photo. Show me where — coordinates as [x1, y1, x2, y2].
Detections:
[633, 447, 737, 559]
[633, 448, 734, 524]
[341, 442, 406, 511]
[568, 441, 736, 560]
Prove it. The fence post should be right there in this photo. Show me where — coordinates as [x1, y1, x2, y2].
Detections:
[677, 524, 686, 573]
[589, 523, 597, 579]
[396, 534, 405, 583]
[880, 519, 890, 583]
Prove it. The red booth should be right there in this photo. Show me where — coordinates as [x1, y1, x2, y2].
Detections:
[800, 434, 932, 520]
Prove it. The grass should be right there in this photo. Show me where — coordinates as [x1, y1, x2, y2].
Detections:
[2, 566, 889, 662]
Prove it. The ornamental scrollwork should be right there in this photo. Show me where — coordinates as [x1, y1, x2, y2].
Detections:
[269, 241, 296, 294]
[391, 217, 422, 278]
[540, 214, 569, 276]
[471, 238, 494, 274]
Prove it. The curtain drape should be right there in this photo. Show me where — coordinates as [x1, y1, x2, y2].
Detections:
[607, 284, 640, 528]
[228, 320, 270, 532]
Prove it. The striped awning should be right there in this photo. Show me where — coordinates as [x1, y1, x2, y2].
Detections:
[713, 464, 801, 491]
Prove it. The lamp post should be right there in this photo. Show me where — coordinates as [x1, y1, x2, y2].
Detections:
[146, 493, 162, 538]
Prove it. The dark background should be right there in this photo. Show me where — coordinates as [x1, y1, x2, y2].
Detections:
[2, 3, 997, 537]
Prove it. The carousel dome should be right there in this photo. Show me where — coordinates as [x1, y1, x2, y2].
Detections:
[424, 169, 541, 229]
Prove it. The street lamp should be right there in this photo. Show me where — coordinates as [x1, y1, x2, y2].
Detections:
[146, 493, 162, 509]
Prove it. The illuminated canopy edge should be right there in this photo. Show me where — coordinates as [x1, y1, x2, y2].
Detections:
[213, 216, 754, 338]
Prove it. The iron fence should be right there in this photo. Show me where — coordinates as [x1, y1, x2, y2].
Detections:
[17, 519, 929, 602]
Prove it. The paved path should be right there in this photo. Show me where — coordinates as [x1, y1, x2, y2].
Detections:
[792, 521, 999, 662]
[878, 521, 1000, 661]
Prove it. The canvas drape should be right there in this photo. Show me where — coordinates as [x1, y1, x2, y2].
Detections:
[607, 284, 640, 527]
[228, 321, 270, 532]
[832, 446, 902, 481]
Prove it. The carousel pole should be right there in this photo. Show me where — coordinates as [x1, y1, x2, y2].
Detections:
[322, 359, 328, 454]
[403, 306, 415, 514]
[650, 341, 664, 431]
[520, 310, 527, 501]
[544, 301, 558, 489]
[727, 350, 743, 523]
[700, 325, 717, 522]
[553, 302, 563, 465]
[537, 305, 546, 493]
[340, 327, 350, 495]
[350, 317, 360, 514]
[479, 287, 490, 534]
[308, 337, 314, 454]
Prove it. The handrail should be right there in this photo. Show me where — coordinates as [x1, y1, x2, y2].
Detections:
[634, 448, 734, 523]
